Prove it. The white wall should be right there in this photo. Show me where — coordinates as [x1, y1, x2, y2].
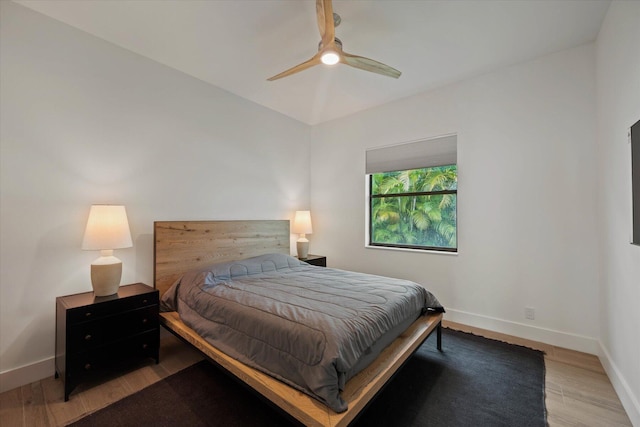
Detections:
[596, 1, 640, 424]
[0, 1, 310, 390]
[310, 44, 601, 352]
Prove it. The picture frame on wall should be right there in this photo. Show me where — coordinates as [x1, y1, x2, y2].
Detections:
[631, 118, 640, 246]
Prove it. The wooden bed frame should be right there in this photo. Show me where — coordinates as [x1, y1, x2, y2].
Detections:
[154, 220, 443, 427]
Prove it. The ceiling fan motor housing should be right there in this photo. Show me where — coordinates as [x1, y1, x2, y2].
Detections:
[318, 37, 342, 52]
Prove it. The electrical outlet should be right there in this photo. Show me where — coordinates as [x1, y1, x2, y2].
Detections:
[525, 307, 535, 320]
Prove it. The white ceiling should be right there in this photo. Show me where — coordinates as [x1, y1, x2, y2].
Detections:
[14, 0, 611, 125]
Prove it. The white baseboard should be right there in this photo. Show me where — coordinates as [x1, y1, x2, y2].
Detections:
[598, 342, 640, 427]
[444, 308, 599, 354]
[0, 357, 54, 393]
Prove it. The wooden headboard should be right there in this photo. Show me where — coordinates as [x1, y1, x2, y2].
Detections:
[153, 220, 290, 296]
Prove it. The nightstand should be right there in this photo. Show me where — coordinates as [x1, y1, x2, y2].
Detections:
[299, 254, 327, 267]
[55, 283, 159, 401]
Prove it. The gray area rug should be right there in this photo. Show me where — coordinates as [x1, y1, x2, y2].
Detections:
[71, 328, 546, 427]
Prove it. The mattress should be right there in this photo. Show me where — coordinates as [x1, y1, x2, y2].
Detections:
[161, 253, 443, 412]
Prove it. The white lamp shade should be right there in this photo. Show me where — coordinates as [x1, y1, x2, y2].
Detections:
[82, 205, 133, 250]
[292, 210, 313, 235]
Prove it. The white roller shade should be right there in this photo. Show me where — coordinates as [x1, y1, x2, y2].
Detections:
[366, 135, 457, 174]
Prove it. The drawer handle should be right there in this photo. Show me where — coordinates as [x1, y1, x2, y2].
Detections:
[142, 343, 148, 350]
[142, 299, 148, 304]
[142, 318, 148, 324]
[84, 363, 91, 370]
[85, 312, 92, 318]
[84, 334, 92, 341]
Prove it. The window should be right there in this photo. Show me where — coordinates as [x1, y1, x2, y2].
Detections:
[366, 136, 457, 252]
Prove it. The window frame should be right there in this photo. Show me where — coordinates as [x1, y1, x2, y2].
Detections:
[367, 167, 458, 253]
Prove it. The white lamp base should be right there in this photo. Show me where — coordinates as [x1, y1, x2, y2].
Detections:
[297, 237, 310, 259]
[90, 251, 122, 296]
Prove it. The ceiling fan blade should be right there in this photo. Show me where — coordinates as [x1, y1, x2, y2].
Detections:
[267, 54, 322, 81]
[341, 52, 402, 79]
[316, 0, 325, 40]
[318, 0, 335, 48]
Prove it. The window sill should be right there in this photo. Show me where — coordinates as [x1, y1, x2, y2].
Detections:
[365, 245, 458, 256]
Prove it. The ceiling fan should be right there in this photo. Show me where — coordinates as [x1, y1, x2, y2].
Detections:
[267, 0, 401, 81]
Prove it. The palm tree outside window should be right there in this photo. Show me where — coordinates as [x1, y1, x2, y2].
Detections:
[369, 165, 457, 252]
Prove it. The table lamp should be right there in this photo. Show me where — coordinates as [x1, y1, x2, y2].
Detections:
[81, 205, 133, 296]
[292, 210, 313, 259]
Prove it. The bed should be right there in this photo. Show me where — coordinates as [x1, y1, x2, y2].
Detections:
[154, 220, 444, 427]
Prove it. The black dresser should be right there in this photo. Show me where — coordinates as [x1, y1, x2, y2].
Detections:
[55, 283, 159, 401]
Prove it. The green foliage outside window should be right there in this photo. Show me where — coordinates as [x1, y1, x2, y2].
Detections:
[370, 165, 457, 251]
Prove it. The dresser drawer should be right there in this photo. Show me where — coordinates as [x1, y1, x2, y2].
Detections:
[68, 305, 158, 351]
[67, 292, 159, 324]
[67, 330, 159, 378]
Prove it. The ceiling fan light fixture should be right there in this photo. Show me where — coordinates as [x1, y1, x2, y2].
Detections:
[321, 51, 340, 65]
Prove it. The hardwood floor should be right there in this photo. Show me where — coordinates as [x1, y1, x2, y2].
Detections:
[0, 325, 632, 426]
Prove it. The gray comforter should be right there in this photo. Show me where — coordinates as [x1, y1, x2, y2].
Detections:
[161, 253, 443, 413]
